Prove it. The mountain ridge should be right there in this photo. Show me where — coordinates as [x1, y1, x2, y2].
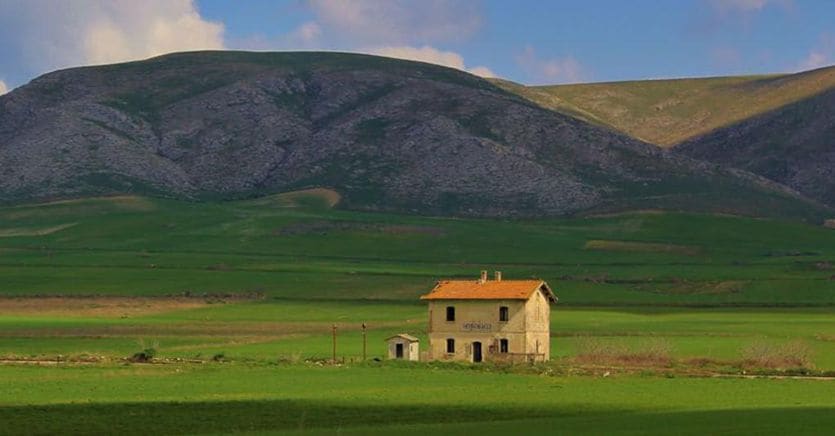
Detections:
[0, 50, 828, 220]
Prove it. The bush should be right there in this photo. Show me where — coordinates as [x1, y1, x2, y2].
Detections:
[741, 339, 814, 369]
[130, 347, 156, 363]
[129, 339, 158, 363]
[574, 337, 672, 367]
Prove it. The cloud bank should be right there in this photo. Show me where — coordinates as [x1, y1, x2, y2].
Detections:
[515, 46, 587, 84]
[0, 0, 224, 85]
[796, 33, 835, 71]
[273, 1, 495, 78]
[306, 0, 482, 46]
[0, 80, 8, 95]
[371, 46, 494, 77]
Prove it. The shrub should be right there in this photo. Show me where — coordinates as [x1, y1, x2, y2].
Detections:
[129, 339, 158, 363]
[573, 337, 672, 367]
[130, 347, 156, 363]
[741, 339, 814, 369]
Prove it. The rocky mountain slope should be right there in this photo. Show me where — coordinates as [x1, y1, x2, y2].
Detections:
[677, 87, 835, 208]
[0, 51, 826, 218]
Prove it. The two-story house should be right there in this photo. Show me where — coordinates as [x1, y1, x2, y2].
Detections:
[420, 271, 557, 363]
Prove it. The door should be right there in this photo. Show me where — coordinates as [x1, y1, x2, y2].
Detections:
[395, 343, 404, 359]
[472, 342, 482, 363]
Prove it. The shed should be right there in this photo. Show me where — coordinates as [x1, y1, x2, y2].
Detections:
[385, 334, 420, 361]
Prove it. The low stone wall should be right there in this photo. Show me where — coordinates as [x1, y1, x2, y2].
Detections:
[825, 219, 835, 229]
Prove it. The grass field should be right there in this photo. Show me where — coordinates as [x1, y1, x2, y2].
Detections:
[0, 193, 833, 434]
[1, 364, 833, 435]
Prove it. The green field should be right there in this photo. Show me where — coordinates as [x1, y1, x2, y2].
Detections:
[0, 194, 833, 434]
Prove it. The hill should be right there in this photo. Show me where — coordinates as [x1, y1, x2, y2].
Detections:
[0, 50, 826, 219]
[493, 65, 835, 147]
[677, 87, 835, 208]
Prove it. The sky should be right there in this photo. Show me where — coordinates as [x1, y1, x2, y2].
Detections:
[0, 0, 834, 95]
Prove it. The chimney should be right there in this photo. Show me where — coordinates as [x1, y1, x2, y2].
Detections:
[495, 271, 502, 282]
[479, 270, 487, 284]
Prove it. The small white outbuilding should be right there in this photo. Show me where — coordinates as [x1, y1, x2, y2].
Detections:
[385, 334, 420, 361]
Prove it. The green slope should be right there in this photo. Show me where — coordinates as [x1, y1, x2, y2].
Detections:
[1, 194, 834, 306]
[493, 65, 835, 146]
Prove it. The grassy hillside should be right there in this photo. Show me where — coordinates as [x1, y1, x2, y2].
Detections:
[493, 65, 835, 146]
[1, 193, 834, 305]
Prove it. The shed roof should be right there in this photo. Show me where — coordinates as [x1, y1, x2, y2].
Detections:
[386, 333, 419, 342]
[420, 279, 557, 302]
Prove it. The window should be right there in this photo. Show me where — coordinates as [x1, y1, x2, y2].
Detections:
[500, 339, 509, 353]
[446, 306, 455, 321]
[499, 306, 509, 322]
[446, 338, 455, 353]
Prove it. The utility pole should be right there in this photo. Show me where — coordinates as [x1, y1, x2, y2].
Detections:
[362, 323, 367, 361]
[332, 324, 337, 363]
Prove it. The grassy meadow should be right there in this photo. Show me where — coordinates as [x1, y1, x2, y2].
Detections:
[0, 193, 834, 434]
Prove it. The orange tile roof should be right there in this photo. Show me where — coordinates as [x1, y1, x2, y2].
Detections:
[420, 279, 556, 301]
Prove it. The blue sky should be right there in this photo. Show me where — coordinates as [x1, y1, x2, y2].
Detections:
[0, 0, 834, 94]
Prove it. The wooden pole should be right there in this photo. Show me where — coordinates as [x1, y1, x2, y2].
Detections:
[362, 323, 367, 361]
[332, 324, 337, 363]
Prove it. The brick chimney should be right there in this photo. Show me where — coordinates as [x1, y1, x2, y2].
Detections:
[495, 271, 502, 282]
[479, 270, 487, 284]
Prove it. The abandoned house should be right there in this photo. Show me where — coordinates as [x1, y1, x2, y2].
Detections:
[420, 271, 557, 363]
[385, 334, 420, 361]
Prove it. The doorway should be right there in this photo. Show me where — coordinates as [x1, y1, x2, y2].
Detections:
[472, 342, 483, 363]
[395, 343, 404, 358]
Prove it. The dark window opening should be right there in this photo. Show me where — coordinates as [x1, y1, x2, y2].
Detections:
[500, 339, 509, 353]
[446, 306, 455, 321]
[446, 338, 455, 353]
[499, 306, 509, 322]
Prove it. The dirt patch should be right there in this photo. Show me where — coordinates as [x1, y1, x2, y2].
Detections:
[586, 209, 667, 218]
[14, 195, 155, 211]
[0, 223, 77, 237]
[0, 297, 210, 318]
[814, 261, 832, 271]
[275, 220, 444, 237]
[0, 319, 422, 338]
[584, 239, 700, 256]
[244, 188, 342, 209]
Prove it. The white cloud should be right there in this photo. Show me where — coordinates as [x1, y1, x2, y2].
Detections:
[707, 0, 794, 17]
[0, 0, 224, 77]
[0, 80, 8, 95]
[710, 0, 769, 13]
[305, 0, 482, 45]
[515, 46, 586, 84]
[371, 45, 495, 77]
[795, 33, 835, 71]
[293, 22, 323, 45]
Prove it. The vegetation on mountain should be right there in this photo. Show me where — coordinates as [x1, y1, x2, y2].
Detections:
[493, 65, 835, 147]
